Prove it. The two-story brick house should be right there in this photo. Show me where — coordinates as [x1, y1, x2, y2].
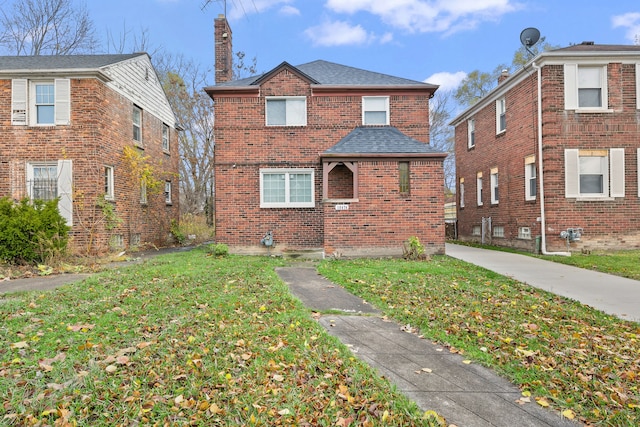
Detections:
[451, 43, 640, 253]
[206, 15, 446, 257]
[0, 53, 180, 254]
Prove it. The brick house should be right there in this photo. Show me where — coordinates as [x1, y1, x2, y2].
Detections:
[451, 43, 640, 253]
[205, 16, 446, 257]
[0, 54, 180, 254]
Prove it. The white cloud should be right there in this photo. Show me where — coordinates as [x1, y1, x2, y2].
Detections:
[280, 5, 301, 16]
[612, 12, 640, 43]
[324, 0, 518, 35]
[425, 71, 467, 91]
[304, 20, 373, 46]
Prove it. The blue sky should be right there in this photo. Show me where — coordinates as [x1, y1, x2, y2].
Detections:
[85, 0, 640, 91]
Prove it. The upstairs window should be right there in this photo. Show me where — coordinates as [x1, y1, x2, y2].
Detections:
[11, 79, 70, 126]
[266, 97, 307, 126]
[162, 124, 170, 152]
[362, 96, 389, 125]
[467, 118, 475, 148]
[133, 105, 142, 143]
[564, 64, 608, 110]
[496, 98, 506, 133]
[260, 168, 314, 208]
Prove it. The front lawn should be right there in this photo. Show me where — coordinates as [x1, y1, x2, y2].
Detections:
[1, 250, 438, 426]
[318, 257, 640, 427]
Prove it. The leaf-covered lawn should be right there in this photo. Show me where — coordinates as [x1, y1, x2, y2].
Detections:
[318, 257, 640, 427]
[538, 250, 640, 281]
[1, 250, 439, 426]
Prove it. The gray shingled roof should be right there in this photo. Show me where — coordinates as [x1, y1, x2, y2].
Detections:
[0, 53, 144, 71]
[550, 43, 640, 53]
[217, 60, 436, 88]
[322, 126, 445, 156]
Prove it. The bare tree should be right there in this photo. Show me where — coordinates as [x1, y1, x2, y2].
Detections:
[0, 0, 98, 55]
[429, 90, 456, 191]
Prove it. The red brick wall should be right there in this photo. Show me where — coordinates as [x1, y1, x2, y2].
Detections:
[212, 68, 443, 255]
[0, 78, 179, 254]
[455, 62, 640, 252]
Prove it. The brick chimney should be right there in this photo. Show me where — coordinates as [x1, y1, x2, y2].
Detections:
[214, 14, 233, 84]
[497, 69, 510, 84]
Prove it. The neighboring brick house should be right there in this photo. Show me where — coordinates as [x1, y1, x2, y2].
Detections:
[0, 54, 180, 254]
[205, 15, 446, 257]
[451, 43, 640, 253]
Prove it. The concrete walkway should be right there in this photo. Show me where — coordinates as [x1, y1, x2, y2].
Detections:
[277, 267, 580, 427]
[446, 243, 640, 322]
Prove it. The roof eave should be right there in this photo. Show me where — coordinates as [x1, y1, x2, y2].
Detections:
[312, 84, 437, 94]
[204, 85, 260, 97]
[0, 69, 112, 82]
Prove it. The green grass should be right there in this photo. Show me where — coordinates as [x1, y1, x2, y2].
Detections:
[317, 257, 640, 427]
[537, 250, 640, 281]
[0, 249, 439, 426]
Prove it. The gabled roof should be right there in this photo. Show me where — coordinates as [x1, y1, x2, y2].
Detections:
[322, 126, 446, 158]
[0, 53, 145, 73]
[210, 59, 437, 89]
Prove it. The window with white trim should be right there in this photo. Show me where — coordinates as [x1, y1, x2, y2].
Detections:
[493, 226, 505, 238]
[459, 178, 465, 208]
[260, 169, 314, 208]
[11, 78, 70, 126]
[564, 64, 608, 110]
[133, 105, 142, 142]
[104, 166, 114, 200]
[518, 227, 531, 239]
[476, 172, 483, 206]
[362, 96, 389, 125]
[26, 160, 73, 225]
[490, 168, 499, 204]
[162, 124, 170, 152]
[467, 118, 475, 148]
[266, 97, 307, 126]
[564, 148, 625, 199]
[525, 155, 536, 201]
[165, 181, 172, 204]
[140, 180, 148, 204]
[472, 225, 481, 236]
[496, 98, 506, 133]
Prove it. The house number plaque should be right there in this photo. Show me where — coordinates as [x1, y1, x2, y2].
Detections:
[335, 204, 349, 211]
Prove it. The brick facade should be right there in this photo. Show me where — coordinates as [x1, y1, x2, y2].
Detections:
[0, 56, 179, 255]
[453, 44, 640, 253]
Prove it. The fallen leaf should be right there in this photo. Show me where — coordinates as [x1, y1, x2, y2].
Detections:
[562, 409, 576, 419]
[10, 341, 28, 349]
[536, 397, 550, 407]
[462, 360, 472, 364]
[105, 365, 117, 373]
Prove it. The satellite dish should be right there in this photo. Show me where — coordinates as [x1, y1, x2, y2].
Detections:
[520, 27, 541, 56]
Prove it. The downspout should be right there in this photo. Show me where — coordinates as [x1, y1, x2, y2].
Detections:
[532, 61, 571, 256]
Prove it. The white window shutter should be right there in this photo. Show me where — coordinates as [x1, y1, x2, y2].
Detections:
[57, 160, 73, 225]
[564, 64, 578, 110]
[609, 148, 625, 197]
[55, 79, 71, 125]
[564, 149, 579, 197]
[11, 79, 28, 125]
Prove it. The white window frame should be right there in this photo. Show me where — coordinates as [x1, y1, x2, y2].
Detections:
[26, 160, 73, 225]
[496, 98, 506, 134]
[104, 165, 114, 201]
[140, 180, 148, 205]
[459, 178, 465, 208]
[12, 78, 70, 126]
[467, 118, 475, 148]
[518, 227, 531, 239]
[472, 225, 481, 236]
[493, 226, 505, 238]
[165, 181, 172, 204]
[564, 64, 609, 111]
[162, 124, 170, 152]
[490, 168, 499, 205]
[362, 96, 390, 125]
[265, 96, 307, 126]
[476, 172, 483, 206]
[133, 105, 142, 142]
[525, 155, 536, 201]
[564, 148, 625, 199]
[260, 168, 315, 208]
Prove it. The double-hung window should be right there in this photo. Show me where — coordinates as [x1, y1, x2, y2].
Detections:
[260, 169, 314, 208]
[459, 178, 465, 208]
[467, 118, 475, 148]
[165, 181, 172, 204]
[133, 105, 142, 143]
[266, 97, 306, 126]
[162, 124, 170, 152]
[490, 168, 499, 204]
[565, 148, 625, 199]
[496, 98, 506, 133]
[362, 96, 389, 125]
[26, 160, 73, 225]
[104, 166, 114, 200]
[476, 172, 483, 206]
[564, 64, 608, 110]
[524, 155, 536, 201]
[11, 79, 70, 126]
